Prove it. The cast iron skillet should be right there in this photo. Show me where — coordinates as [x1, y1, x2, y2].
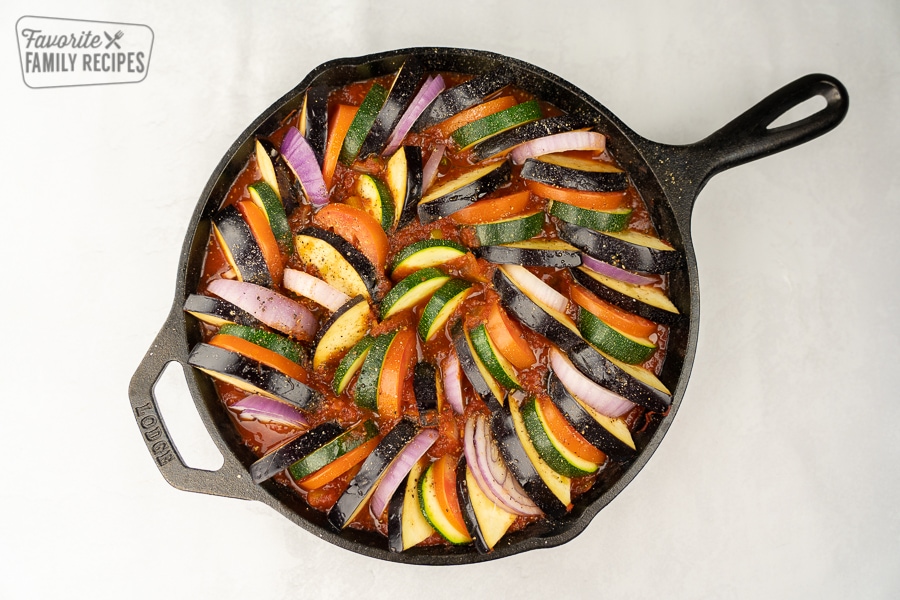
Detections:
[129, 47, 847, 564]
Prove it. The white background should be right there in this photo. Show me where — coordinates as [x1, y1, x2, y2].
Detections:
[2, 1, 897, 598]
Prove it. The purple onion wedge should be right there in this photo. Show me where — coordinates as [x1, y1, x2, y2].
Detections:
[581, 253, 657, 287]
[207, 278, 317, 341]
[231, 394, 309, 428]
[369, 428, 439, 518]
[280, 126, 328, 206]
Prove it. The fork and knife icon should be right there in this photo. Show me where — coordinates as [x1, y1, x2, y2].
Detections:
[104, 30, 124, 49]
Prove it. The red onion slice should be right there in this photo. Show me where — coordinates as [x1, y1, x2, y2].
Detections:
[383, 74, 446, 156]
[510, 130, 607, 164]
[280, 126, 329, 206]
[231, 394, 309, 428]
[422, 144, 446, 193]
[207, 279, 317, 341]
[550, 347, 634, 418]
[441, 351, 465, 414]
[471, 413, 542, 516]
[368, 428, 439, 517]
[463, 416, 511, 510]
[501, 264, 568, 313]
[283, 268, 350, 312]
[582, 254, 657, 286]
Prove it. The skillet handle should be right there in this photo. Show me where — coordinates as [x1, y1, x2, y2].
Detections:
[651, 73, 848, 222]
[129, 306, 261, 501]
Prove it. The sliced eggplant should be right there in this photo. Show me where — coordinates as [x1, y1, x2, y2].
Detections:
[385, 146, 423, 229]
[456, 456, 517, 554]
[474, 238, 582, 268]
[387, 457, 434, 552]
[182, 294, 264, 329]
[288, 419, 379, 480]
[256, 137, 302, 215]
[490, 399, 568, 518]
[249, 422, 343, 484]
[298, 85, 329, 166]
[521, 155, 628, 193]
[328, 418, 421, 530]
[451, 319, 504, 412]
[294, 226, 379, 300]
[571, 266, 681, 325]
[387, 473, 410, 553]
[470, 114, 590, 161]
[413, 362, 439, 427]
[312, 295, 373, 370]
[558, 221, 680, 274]
[417, 159, 511, 224]
[187, 343, 318, 410]
[358, 57, 424, 158]
[212, 205, 272, 287]
[413, 64, 515, 131]
[547, 373, 636, 462]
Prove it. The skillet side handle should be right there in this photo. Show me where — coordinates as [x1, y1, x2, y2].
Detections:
[129, 306, 261, 502]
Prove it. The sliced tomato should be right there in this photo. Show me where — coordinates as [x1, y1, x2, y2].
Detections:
[235, 200, 284, 285]
[434, 96, 517, 138]
[537, 394, 606, 465]
[208, 334, 307, 383]
[431, 454, 468, 536]
[485, 298, 536, 370]
[296, 434, 382, 491]
[314, 202, 390, 272]
[377, 328, 417, 419]
[323, 104, 359, 189]
[526, 180, 626, 211]
[449, 190, 532, 225]
[569, 282, 658, 338]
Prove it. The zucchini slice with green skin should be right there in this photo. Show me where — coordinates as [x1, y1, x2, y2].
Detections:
[379, 267, 450, 320]
[212, 205, 272, 287]
[577, 308, 656, 364]
[354, 330, 398, 410]
[298, 85, 329, 166]
[450, 320, 504, 412]
[385, 146, 424, 229]
[390, 239, 468, 281]
[355, 173, 395, 232]
[470, 114, 590, 161]
[294, 227, 379, 300]
[312, 295, 373, 370]
[417, 160, 512, 224]
[473, 210, 545, 246]
[187, 343, 318, 410]
[456, 456, 517, 554]
[558, 221, 680, 274]
[521, 156, 628, 192]
[217, 323, 306, 365]
[250, 422, 343, 484]
[474, 238, 582, 268]
[248, 181, 292, 250]
[521, 396, 599, 478]
[418, 278, 473, 342]
[340, 82, 388, 165]
[413, 64, 515, 132]
[468, 323, 521, 390]
[451, 99, 542, 150]
[183, 294, 265, 329]
[358, 58, 424, 158]
[547, 372, 636, 461]
[571, 266, 681, 325]
[418, 459, 472, 545]
[328, 418, 421, 530]
[332, 335, 374, 394]
[288, 419, 379, 480]
[548, 200, 632, 233]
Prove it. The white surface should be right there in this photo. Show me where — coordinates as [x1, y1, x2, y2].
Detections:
[1, 1, 898, 598]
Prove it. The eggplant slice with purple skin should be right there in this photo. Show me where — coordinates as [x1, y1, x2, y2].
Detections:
[520, 156, 629, 193]
[359, 57, 425, 158]
[294, 226, 380, 301]
[250, 422, 344, 484]
[212, 205, 272, 287]
[182, 294, 266, 329]
[299, 85, 330, 167]
[413, 64, 516, 132]
[557, 221, 681, 274]
[416, 159, 511, 224]
[570, 266, 683, 326]
[413, 361, 439, 427]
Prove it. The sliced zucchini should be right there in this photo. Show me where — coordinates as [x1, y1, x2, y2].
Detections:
[248, 181, 291, 250]
[470, 114, 590, 161]
[250, 422, 343, 484]
[558, 221, 679, 274]
[332, 335, 374, 394]
[451, 99, 542, 150]
[417, 160, 511, 224]
[182, 294, 264, 329]
[521, 396, 599, 478]
[390, 239, 468, 281]
[212, 205, 272, 287]
[521, 155, 628, 192]
[312, 295, 373, 369]
[508, 395, 571, 507]
[355, 173, 395, 232]
[548, 200, 632, 233]
[287, 419, 379, 480]
[474, 238, 582, 268]
[294, 227, 378, 300]
[340, 82, 388, 165]
[473, 210, 544, 246]
[571, 266, 681, 325]
[385, 146, 424, 229]
[468, 323, 521, 390]
[379, 267, 450, 320]
[217, 323, 305, 365]
[577, 308, 656, 364]
[418, 458, 472, 545]
[418, 278, 473, 342]
[353, 330, 398, 411]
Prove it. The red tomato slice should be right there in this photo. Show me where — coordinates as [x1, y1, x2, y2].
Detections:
[314, 202, 390, 272]
[485, 299, 536, 370]
[450, 190, 532, 225]
[569, 282, 658, 339]
[377, 328, 417, 419]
